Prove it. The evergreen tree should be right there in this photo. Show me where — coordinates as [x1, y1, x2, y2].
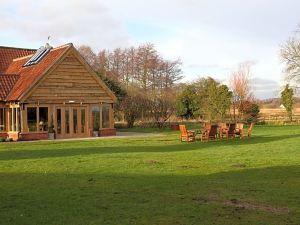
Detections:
[281, 84, 294, 121]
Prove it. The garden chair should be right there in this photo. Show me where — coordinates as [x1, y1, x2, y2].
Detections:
[201, 124, 218, 142]
[218, 122, 229, 139]
[227, 123, 236, 139]
[201, 122, 211, 133]
[247, 123, 254, 138]
[235, 122, 244, 139]
[179, 125, 196, 142]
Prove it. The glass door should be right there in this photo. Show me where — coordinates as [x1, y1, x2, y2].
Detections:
[56, 108, 62, 138]
[55, 106, 87, 139]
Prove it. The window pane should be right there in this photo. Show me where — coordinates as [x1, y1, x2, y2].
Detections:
[92, 105, 100, 131]
[102, 104, 110, 128]
[9, 108, 14, 131]
[81, 108, 85, 133]
[39, 107, 48, 131]
[73, 109, 78, 134]
[65, 109, 70, 134]
[17, 108, 21, 131]
[27, 107, 37, 132]
[57, 109, 61, 134]
[10, 108, 16, 131]
[0, 108, 5, 132]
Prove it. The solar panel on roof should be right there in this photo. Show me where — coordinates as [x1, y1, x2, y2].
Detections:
[23, 44, 52, 67]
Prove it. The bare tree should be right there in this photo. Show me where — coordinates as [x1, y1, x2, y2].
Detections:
[281, 25, 300, 87]
[77, 45, 97, 68]
[230, 62, 254, 120]
[78, 43, 183, 127]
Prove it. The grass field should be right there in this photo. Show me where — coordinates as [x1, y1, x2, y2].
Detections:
[0, 125, 299, 225]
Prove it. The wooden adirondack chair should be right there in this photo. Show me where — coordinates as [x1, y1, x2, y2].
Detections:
[235, 123, 244, 139]
[202, 122, 211, 132]
[179, 125, 196, 142]
[247, 123, 254, 138]
[218, 122, 229, 139]
[227, 123, 236, 139]
[201, 124, 218, 141]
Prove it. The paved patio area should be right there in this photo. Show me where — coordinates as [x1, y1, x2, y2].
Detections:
[3, 132, 163, 143]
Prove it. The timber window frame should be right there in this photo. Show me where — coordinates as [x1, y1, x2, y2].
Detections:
[102, 104, 111, 128]
[0, 108, 6, 132]
[26, 106, 49, 132]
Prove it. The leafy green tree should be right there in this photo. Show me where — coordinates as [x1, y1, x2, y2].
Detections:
[193, 77, 216, 120]
[281, 84, 294, 121]
[195, 77, 232, 121]
[176, 77, 232, 121]
[175, 84, 200, 119]
[215, 85, 233, 120]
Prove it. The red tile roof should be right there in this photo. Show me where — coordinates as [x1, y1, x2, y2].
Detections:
[0, 44, 71, 101]
[0, 46, 36, 73]
[0, 74, 20, 100]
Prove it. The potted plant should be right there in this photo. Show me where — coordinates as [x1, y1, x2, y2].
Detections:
[48, 116, 55, 140]
[93, 122, 100, 137]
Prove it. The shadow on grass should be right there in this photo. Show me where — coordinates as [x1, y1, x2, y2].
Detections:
[0, 166, 299, 225]
[0, 134, 299, 161]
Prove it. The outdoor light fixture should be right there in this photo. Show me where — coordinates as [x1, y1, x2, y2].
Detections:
[68, 100, 75, 103]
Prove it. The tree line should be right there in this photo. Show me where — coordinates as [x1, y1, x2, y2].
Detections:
[78, 43, 182, 128]
[78, 44, 261, 128]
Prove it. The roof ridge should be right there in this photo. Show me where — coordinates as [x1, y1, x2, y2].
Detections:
[0, 43, 73, 52]
[52, 43, 73, 50]
[0, 46, 37, 51]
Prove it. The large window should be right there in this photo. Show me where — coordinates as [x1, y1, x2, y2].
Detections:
[8, 108, 21, 132]
[27, 107, 48, 132]
[57, 109, 61, 134]
[73, 109, 78, 134]
[39, 107, 48, 131]
[102, 104, 110, 128]
[92, 105, 100, 131]
[81, 108, 85, 133]
[0, 108, 5, 132]
[65, 109, 70, 134]
[27, 107, 37, 131]
[10, 108, 17, 131]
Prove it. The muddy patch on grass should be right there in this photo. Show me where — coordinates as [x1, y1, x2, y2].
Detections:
[146, 160, 162, 165]
[192, 195, 291, 215]
[231, 163, 247, 168]
[178, 165, 200, 169]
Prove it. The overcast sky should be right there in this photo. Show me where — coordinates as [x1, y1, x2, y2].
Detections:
[1, 0, 300, 99]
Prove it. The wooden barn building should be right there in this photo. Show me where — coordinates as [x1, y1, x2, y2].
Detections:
[0, 43, 117, 141]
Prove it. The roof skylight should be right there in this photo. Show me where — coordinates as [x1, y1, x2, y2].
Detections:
[23, 43, 52, 67]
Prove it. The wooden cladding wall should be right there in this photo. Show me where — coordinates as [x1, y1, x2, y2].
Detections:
[26, 53, 113, 104]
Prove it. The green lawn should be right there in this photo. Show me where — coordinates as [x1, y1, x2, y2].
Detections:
[0, 125, 299, 225]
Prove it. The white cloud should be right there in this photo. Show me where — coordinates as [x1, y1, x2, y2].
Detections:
[252, 78, 281, 99]
[1, 0, 299, 99]
[0, 0, 130, 50]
